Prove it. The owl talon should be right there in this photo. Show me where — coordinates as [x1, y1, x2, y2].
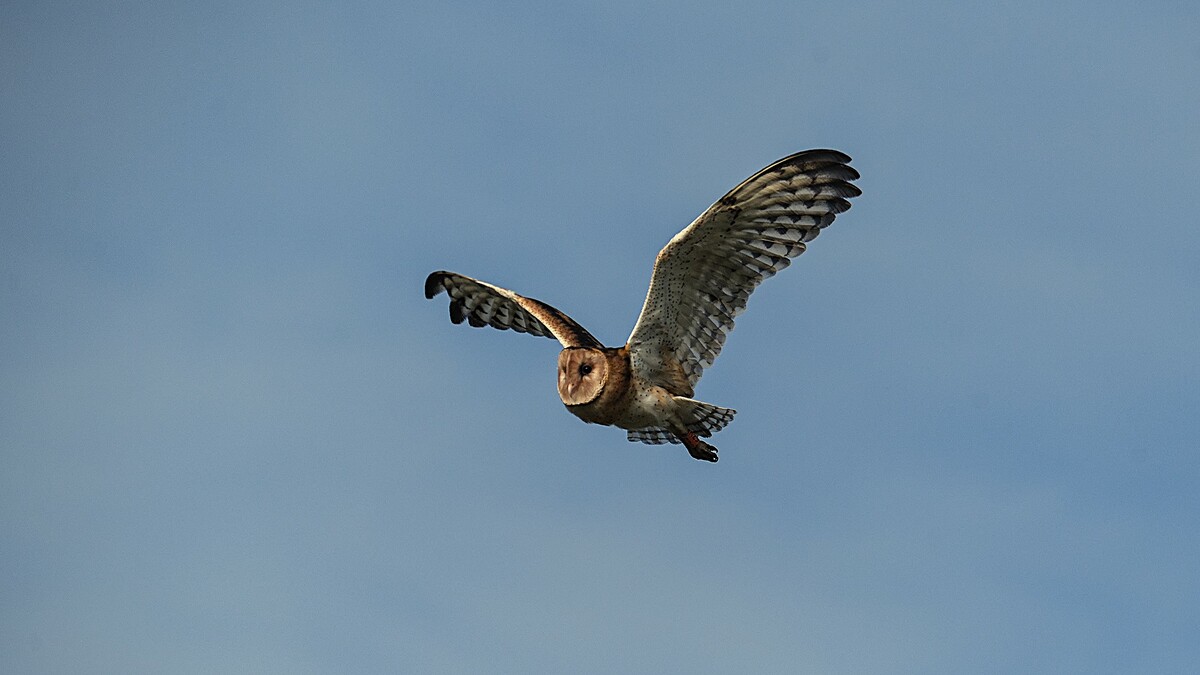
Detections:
[682, 433, 719, 463]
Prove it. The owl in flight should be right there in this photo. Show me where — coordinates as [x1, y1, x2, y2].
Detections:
[425, 149, 860, 462]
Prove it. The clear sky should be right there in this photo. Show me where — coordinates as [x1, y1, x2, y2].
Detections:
[3, 2, 1198, 673]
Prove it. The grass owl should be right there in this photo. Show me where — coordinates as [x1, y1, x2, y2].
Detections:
[425, 149, 860, 462]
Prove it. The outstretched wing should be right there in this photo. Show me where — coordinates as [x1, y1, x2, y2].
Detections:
[425, 271, 603, 349]
[626, 149, 860, 393]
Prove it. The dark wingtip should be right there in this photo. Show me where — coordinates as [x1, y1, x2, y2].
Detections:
[424, 271, 449, 299]
[449, 301, 466, 324]
[802, 148, 852, 164]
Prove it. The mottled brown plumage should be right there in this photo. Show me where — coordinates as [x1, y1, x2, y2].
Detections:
[424, 150, 861, 462]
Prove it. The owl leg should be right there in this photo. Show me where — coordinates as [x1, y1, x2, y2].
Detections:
[680, 431, 718, 463]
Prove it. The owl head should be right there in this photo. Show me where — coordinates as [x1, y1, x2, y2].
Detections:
[557, 347, 609, 406]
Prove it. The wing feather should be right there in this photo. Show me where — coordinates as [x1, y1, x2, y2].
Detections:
[627, 150, 860, 390]
[425, 271, 602, 349]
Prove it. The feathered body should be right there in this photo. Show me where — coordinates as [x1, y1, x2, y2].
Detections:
[425, 150, 861, 462]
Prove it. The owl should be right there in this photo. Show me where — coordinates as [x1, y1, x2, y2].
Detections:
[425, 149, 860, 462]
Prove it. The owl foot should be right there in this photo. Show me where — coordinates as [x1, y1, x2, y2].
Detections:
[681, 432, 719, 463]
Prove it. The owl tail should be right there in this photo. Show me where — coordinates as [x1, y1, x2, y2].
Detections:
[623, 399, 735, 455]
[675, 397, 736, 438]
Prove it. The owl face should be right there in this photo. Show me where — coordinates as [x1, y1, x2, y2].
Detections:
[557, 348, 608, 406]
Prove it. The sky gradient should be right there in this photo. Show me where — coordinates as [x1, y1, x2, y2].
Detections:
[3, 2, 1199, 673]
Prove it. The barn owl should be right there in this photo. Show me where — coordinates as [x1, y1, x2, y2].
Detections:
[425, 149, 860, 462]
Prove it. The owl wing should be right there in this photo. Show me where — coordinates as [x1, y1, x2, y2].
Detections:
[626, 149, 860, 393]
[425, 271, 603, 349]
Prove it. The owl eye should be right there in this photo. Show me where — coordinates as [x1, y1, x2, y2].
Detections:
[579, 364, 593, 376]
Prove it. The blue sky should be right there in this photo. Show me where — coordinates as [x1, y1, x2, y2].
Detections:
[2, 1, 1198, 673]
